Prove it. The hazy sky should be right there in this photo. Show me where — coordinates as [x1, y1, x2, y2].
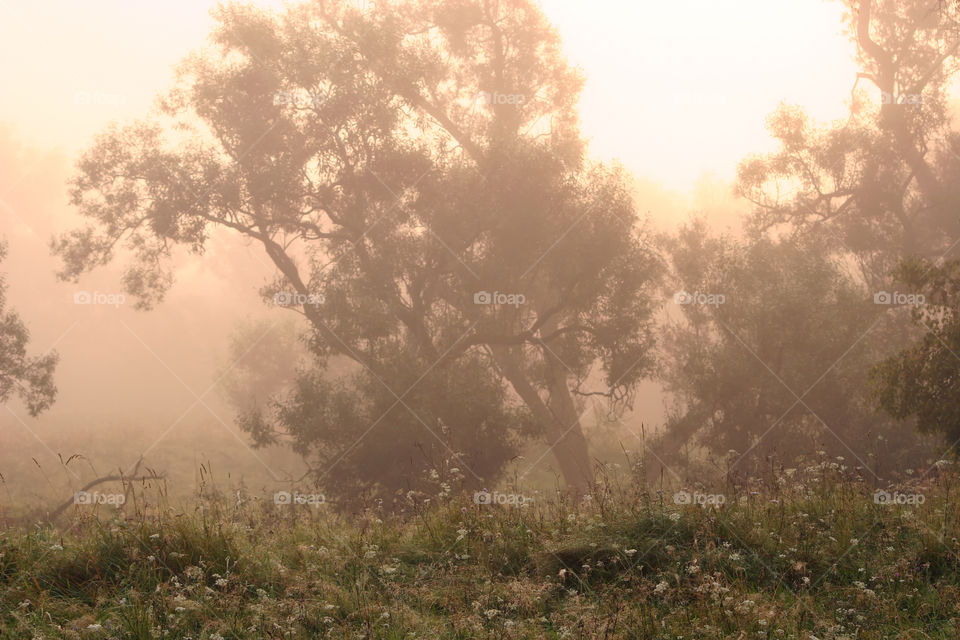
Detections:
[0, 0, 856, 193]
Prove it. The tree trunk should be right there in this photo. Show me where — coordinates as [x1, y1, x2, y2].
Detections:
[858, 2, 943, 224]
[543, 349, 593, 492]
[490, 345, 594, 492]
[542, 410, 593, 493]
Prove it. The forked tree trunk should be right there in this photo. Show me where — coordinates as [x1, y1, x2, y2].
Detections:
[543, 350, 593, 492]
[490, 346, 594, 493]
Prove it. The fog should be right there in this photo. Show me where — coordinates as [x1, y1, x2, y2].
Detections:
[0, 0, 952, 518]
[6, 1, 960, 636]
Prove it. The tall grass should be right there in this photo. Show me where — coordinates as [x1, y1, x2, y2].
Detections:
[1, 456, 958, 639]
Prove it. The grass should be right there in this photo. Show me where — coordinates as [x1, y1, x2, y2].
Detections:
[1, 457, 959, 639]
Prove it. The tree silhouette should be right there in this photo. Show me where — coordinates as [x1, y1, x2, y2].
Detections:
[53, 0, 662, 494]
[658, 223, 935, 478]
[873, 257, 960, 448]
[737, 0, 960, 287]
[0, 242, 57, 416]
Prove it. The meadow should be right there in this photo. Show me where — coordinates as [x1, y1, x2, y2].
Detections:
[1, 455, 957, 639]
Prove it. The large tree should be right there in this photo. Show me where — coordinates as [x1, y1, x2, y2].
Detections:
[737, 0, 960, 287]
[53, 0, 661, 494]
[674, 0, 960, 478]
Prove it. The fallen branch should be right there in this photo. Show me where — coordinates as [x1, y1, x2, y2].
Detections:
[48, 457, 165, 524]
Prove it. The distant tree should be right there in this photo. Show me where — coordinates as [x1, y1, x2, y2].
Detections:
[872, 257, 960, 448]
[736, 0, 960, 287]
[217, 317, 305, 421]
[705, 0, 960, 476]
[0, 242, 57, 415]
[53, 0, 662, 496]
[219, 317, 525, 508]
[657, 223, 936, 478]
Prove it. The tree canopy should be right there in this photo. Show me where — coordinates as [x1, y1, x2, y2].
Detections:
[872, 257, 960, 446]
[54, 0, 663, 499]
[658, 223, 935, 478]
[737, 0, 960, 287]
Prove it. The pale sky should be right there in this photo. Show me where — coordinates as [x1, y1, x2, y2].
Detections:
[0, 0, 856, 193]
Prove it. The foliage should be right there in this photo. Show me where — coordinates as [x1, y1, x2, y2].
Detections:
[658, 223, 938, 477]
[53, 0, 663, 494]
[736, 0, 960, 287]
[872, 257, 960, 448]
[241, 348, 530, 509]
[217, 317, 307, 418]
[0, 241, 57, 416]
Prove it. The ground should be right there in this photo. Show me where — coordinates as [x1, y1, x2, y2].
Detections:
[1, 457, 958, 639]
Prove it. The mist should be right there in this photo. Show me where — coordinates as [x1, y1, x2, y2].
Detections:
[2, 1, 959, 637]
